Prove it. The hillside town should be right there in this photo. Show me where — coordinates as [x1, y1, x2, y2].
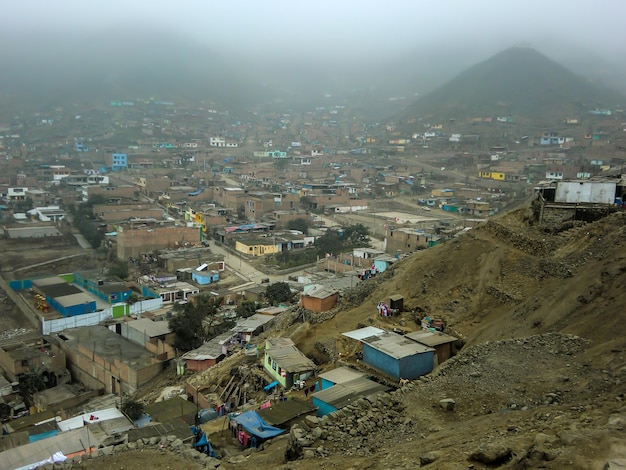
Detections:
[0, 42, 626, 470]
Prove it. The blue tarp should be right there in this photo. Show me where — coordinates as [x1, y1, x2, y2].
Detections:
[232, 411, 284, 439]
[263, 380, 279, 392]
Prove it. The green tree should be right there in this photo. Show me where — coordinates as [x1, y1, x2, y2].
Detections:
[287, 218, 309, 235]
[236, 300, 258, 318]
[265, 282, 293, 305]
[343, 223, 370, 246]
[168, 295, 225, 351]
[122, 398, 145, 421]
[108, 260, 129, 279]
[314, 230, 343, 257]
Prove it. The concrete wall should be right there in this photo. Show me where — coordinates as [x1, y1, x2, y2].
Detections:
[116, 226, 201, 258]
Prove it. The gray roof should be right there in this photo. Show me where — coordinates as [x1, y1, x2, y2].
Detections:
[265, 338, 316, 373]
[126, 318, 172, 338]
[59, 326, 157, 369]
[302, 284, 338, 299]
[182, 331, 233, 361]
[312, 376, 388, 409]
[32, 276, 68, 288]
[55, 292, 95, 308]
[404, 330, 457, 347]
[318, 366, 366, 385]
[231, 313, 274, 333]
[362, 331, 435, 359]
[0, 427, 102, 470]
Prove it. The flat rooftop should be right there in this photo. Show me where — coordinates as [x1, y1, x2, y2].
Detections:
[58, 326, 158, 369]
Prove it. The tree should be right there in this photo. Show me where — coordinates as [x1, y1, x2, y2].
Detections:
[122, 398, 144, 421]
[314, 230, 343, 257]
[168, 295, 223, 351]
[287, 218, 308, 235]
[108, 260, 129, 279]
[343, 223, 370, 246]
[18, 366, 46, 399]
[236, 300, 258, 318]
[265, 282, 293, 305]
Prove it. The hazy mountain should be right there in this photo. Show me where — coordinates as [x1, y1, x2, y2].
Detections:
[0, 29, 270, 110]
[399, 47, 625, 122]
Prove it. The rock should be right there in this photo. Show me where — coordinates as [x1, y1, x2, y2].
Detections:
[305, 415, 319, 428]
[149, 436, 160, 446]
[171, 438, 184, 449]
[605, 459, 626, 469]
[303, 449, 315, 459]
[420, 451, 443, 465]
[470, 444, 512, 465]
[439, 398, 456, 411]
[229, 455, 247, 464]
[534, 433, 554, 446]
[206, 458, 221, 469]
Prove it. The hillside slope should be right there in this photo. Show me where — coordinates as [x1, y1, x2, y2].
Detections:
[400, 47, 625, 122]
[262, 208, 626, 469]
[74, 208, 626, 469]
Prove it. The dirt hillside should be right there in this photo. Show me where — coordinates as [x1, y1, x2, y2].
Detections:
[72, 208, 626, 469]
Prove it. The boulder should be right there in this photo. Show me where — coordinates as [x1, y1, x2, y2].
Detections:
[470, 444, 512, 465]
[439, 398, 456, 411]
[420, 451, 443, 466]
[605, 459, 626, 470]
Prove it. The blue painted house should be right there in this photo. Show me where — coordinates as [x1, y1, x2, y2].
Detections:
[373, 255, 396, 274]
[111, 153, 128, 171]
[192, 269, 219, 285]
[361, 331, 435, 380]
[317, 366, 367, 391]
[311, 376, 388, 417]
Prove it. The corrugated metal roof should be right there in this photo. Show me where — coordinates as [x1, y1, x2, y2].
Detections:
[231, 314, 274, 333]
[404, 330, 457, 347]
[0, 427, 102, 470]
[318, 366, 366, 385]
[302, 284, 337, 299]
[182, 331, 233, 361]
[342, 326, 385, 341]
[362, 331, 435, 359]
[312, 377, 388, 409]
[265, 339, 316, 373]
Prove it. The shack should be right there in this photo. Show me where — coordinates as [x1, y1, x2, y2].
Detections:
[311, 376, 388, 417]
[263, 338, 316, 389]
[404, 330, 457, 365]
[351, 330, 435, 380]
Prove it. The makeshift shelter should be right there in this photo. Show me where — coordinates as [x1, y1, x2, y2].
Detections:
[229, 410, 284, 448]
[360, 331, 435, 380]
[311, 377, 388, 417]
[317, 366, 367, 391]
[404, 330, 457, 365]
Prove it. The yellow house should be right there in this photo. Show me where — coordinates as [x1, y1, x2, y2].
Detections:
[235, 238, 279, 257]
[478, 171, 506, 181]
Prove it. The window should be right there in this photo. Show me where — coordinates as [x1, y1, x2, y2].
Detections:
[272, 359, 277, 371]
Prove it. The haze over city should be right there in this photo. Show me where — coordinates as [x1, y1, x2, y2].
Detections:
[0, 1, 625, 469]
[2, 0, 626, 110]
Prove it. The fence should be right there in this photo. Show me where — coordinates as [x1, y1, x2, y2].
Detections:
[42, 298, 164, 334]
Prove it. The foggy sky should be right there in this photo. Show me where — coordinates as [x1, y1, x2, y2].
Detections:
[3, 0, 626, 62]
